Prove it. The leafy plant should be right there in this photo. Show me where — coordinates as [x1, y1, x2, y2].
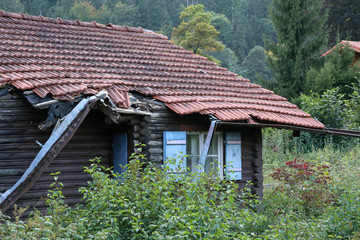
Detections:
[270, 159, 334, 215]
[171, 4, 224, 63]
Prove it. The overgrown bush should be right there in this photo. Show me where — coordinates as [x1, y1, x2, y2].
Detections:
[0, 148, 268, 239]
[270, 159, 334, 215]
[2, 145, 360, 239]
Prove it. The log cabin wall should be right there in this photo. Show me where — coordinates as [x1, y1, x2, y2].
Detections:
[1, 94, 263, 217]
[0, 94, 119, 217]
[135, 103, 263, 197]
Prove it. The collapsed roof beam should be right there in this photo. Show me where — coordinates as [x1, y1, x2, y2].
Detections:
[197, 120, 219, 172]
[0, 92, 106, 213]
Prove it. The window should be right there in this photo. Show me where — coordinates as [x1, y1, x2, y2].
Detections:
[186, 132, 223, 177]
[163, 131, 242, 180]
[113, 133, 127, 175]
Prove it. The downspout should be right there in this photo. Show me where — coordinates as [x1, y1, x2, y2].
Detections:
[197, 120, 219, 172]
[0, 91, 106, 213]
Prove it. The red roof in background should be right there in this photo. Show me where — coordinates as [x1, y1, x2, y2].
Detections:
[322, 40, 360, 57]
[0, 10, 324, 129]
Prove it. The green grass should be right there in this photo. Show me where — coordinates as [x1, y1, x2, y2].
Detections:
[261, 128, 360, 239]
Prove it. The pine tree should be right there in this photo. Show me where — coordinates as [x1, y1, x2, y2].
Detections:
[171, 4, 224, 62]
[266, 0, 328, 100]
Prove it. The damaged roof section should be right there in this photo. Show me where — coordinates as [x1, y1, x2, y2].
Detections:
[0, 10, 324, 129]
[0, 92, 105, 213]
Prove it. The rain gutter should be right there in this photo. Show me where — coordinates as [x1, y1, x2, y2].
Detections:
[218, 122, 360, 138]
[0, 91, 106, 213]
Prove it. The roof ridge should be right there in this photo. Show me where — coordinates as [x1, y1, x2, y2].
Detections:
[0, 9, 168, 40]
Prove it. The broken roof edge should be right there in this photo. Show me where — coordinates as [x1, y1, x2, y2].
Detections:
[0, 9, 168, 40]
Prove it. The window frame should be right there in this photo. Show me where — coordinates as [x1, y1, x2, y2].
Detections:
[186, 131, 224, 178]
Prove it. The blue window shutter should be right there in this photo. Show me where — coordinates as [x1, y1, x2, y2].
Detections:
[113, 133, 127, 175]
[225, 132, 242, 180]
[163, 131, 186, 173]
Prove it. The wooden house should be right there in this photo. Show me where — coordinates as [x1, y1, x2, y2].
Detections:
[0, 10, 325, 216]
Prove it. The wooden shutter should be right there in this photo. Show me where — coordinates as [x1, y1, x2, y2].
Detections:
[163, 131, 186, 173]
[225, 132, 242, 180]
[113, 133, 127, 175]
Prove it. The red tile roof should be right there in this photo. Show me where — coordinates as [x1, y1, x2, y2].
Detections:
[322, 40, 360, 56]
[0, 10, 324, 129]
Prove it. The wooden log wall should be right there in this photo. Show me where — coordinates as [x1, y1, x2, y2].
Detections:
[133, 103, 264, 197]
[0, 94, 117, 217]
[0, 93, 263, 217]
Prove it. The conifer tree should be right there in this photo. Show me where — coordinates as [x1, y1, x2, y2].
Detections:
[266, 0, 328, 100]
[171, 4, 224, 63]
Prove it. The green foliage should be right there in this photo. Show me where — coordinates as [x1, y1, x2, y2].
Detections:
[21, 0, 55, 16]
[110, 1, 140, 27]
[241, 45, 273, 83]
[261, 139, 360, 239]
[325, 188, 360, 238]
[74, 153, 262, 239]
[0, 149, 267, 239]
[326, 0, 360, 46]
[2, 143, 360, 239]
[46, 0, 75, 19]
[305, 46, 360, 95]
[69, 0, 96, 22]
[171, 4, 224, 63]
[206, 47, 243, 74]
[266, 0, 328, 100]
[0, 0, 24, 12]
[301, 84, 360, 130]
[301, 88, 347, 129]
[271, 159, 334, 215]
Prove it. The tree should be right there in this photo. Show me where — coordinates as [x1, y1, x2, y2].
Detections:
[110, 1, 140, 26]
[266, 0, 328, 100]
[46, 0, 75, 19]
[242, 46, 273, 83]
[305, 46, 360, 95]
[326, 0, 360, 46]
[69, 0, 96, 22]
[20, 0, 56, 15]
[94, 4, 112, 24]
[171, 4, 224, 62]
[207, 47, 242, 74]
[210, 11, 232, 46]
[226, 0, 247, 61]
[0, 0, 24, 12]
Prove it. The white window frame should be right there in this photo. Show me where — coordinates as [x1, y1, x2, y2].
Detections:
[186, 132, 224, 178]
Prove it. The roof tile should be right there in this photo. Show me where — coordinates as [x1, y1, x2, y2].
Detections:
[0, 10, 323, 129]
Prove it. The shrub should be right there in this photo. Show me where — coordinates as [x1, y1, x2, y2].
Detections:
[1, 149, 268, 239]
[270, 159, 334, 215]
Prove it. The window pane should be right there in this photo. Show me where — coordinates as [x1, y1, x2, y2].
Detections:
[186, 132, 222, 176]
[187, 155, 199, 172]
[205, 156, 219, 175]
[186, 134, 199, 155]
[208, 134, 218, 155]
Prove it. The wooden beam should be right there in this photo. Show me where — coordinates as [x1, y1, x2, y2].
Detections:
[198, 121, 218, 171]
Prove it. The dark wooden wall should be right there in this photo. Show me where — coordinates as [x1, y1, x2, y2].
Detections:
[0, 94, 116, 217]
[133, 103, 264, 197]
[1, 94, 263, 217]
